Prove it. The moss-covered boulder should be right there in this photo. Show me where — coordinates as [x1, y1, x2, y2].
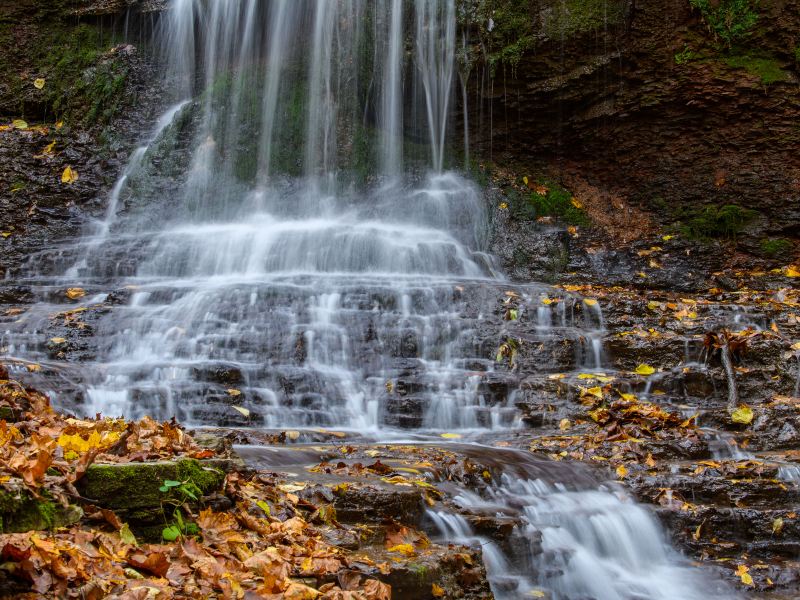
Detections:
[77, 458, 225, 511]
[0, 482, 82, 533]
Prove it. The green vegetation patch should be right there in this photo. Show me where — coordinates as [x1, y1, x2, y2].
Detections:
[508, 178, 590, 227]
[724, 54, 786, 84]
[677, 204, 757, 240]
[542, 0, 626, 40]
[688, 0, 759, 48]
[759, 238, 794, 257]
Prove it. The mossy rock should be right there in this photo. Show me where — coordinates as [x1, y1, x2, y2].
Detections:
[77, 458, 225, 510]
[0, 483, 83, 533]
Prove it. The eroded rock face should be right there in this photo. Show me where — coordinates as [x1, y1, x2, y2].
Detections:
[466, 0, 800, 256]
[0, 1, 163, 279]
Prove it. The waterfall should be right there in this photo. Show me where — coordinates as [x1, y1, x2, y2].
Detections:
[0, 2, 738, 597]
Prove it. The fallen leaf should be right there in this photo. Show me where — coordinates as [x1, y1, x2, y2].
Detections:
[616, 465, 628, 479]
[33, 78, 46, 89]
[66, 288, 86, 300]
[784, 265, 800, 278]
[432, 583, 445, 598]
[231, 405, 250, 418]
[731, 405, 754, 425]
[772, 517, 783, 535]
[61, 166, 78, 184]
[583, 298, 598, 307]
[559, 418, 571, 431]
[387, 544, 415, 556]
[12, 119, 28, 129]
[634, 364, 656, 376]
[440, 433, 462, 439]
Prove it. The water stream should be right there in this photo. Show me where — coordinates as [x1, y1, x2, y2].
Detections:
[0, 2, 739, 597]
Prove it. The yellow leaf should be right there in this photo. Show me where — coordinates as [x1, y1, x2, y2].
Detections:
[528, 592, 546, 598]
[61, 166, 78, 184]
[522, 176, 529, 186]
[66, 287, 86, 300]
[26, 363, 41, 373]
[42, 140, 56, 155]
[559, 418, 571, 431]
[647, 301, 661, 311]
[499, 202, 508, 210]
[33, 78, 46, 90]
[440, 432, 462, 439]
[571, 197, 582, 209]
[645, 454, 656, 468]
[772, 517, 783, 534]
[791, 342, 800, 351]
[278, 483, 306, 493]
[662, 234, 674, 241]
[12, 119, 28, 129]
[783, 265, 800, 278]
[730, 405, 753, 425]
[1, 232, 11, 238]
[578, 373, 597, 380]
[55, 120, 64, 130]
[616, 465, 628, 479]
[227, 388, 241, 396]
[693, 522, 703, 540]
[285, 430, 300, 440]
[432, 584, 445, 598]
[231, 405, 250, 418]
[634, 364, 656, 376]
[619, 392, 636, 401]
[50, 337, 66, 344]
[388, 544, 416, 556]
[57, 429, 121, 454]
[547, 373, 565, 380]
[582, 386, 604, 399]
[583, 298, 598, 307]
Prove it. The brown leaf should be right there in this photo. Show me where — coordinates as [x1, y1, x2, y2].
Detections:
[128, 551, 170, 578]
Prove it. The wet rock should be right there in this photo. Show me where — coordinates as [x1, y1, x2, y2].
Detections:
[358, 545, 492, 600]
[77, 458, 226, 510]
[0, 479, 83, 533]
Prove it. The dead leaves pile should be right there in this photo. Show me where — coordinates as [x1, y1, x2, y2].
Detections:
[0, 368, 394, 599]
[0, 372, 208, 500]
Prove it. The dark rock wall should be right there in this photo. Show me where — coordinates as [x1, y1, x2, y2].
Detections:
[0, 0, 163, 278]
[464, 0, 800, 252]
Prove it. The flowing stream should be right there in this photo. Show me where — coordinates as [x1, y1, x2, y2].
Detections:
[1, 2, 737, 598]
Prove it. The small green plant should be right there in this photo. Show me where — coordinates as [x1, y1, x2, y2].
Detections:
[679, 204, 757, 240]
[158, 479, 203, 542]
[794, 46, 800, 64]
[688, 0, 759, 47]
[526, 180, 591, 227]
[759, 238, 794, 257]
[674, 46, 698, 65]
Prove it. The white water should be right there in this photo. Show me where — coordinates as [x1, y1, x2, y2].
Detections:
[430, 468, 736, 600]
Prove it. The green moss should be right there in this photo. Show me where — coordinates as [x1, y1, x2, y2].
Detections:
[759, 238, 794, 257]
[678, 204, 757, 240]
[795, 46, 800, 63]
[689, 0, 759, 48]
[521, 179, 591, 227]
[79, 459, 225, 511]
[0, 487, 82, 533]
[542, 0, 626, 40]
[724, 54, 786, 84]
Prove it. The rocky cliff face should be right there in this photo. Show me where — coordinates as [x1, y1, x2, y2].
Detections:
[0, 0, 163, 278]
[464, 0, 800, 281]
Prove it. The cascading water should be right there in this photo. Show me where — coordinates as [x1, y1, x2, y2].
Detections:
[1, 2, 737, 597]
